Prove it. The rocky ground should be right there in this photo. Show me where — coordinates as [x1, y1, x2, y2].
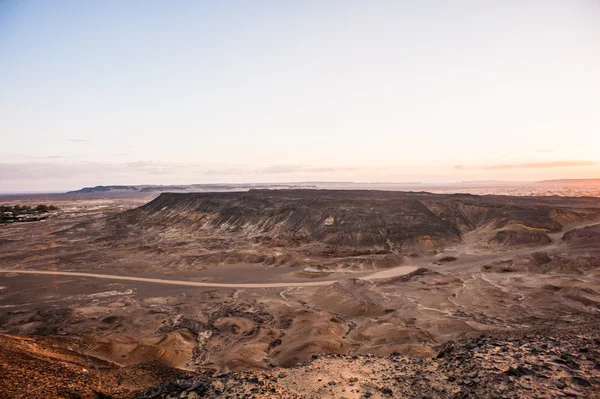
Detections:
[3, 324, 597, 399]
[138, 324, 600, 399]
[0, 333, 189, 399]
[2, 190, 600, 398]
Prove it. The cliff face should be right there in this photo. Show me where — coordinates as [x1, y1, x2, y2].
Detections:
[126, 190, 462, 251]
[122, 190, 600, 252]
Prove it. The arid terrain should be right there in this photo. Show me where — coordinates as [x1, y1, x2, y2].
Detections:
[1, 188, 600, 398]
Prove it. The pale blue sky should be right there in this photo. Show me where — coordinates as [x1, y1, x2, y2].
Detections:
[1, 0, 599, 191]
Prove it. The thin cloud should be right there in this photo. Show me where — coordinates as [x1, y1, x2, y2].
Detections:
[484, 161, 597, 170]
[0, 162, 107, 180]
[68, 138, 91, 143]
[204, 167, 245, 176]
[125, 161, 175, 175]
[258, 164, 355, 174]
[305, 166, 356, 173]
[259, 164, 304, 174]
[25, 155, 72, 159]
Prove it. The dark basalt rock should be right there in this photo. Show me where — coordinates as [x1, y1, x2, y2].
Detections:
[122, 190, 600, 252]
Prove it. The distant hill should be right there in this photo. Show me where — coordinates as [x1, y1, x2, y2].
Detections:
[66, 183, 319, 194]
[70, 185, 141, 193]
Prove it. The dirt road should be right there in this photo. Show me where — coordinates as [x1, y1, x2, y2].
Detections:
[2, 222, 596, 288]
[0, 266, 419, 288]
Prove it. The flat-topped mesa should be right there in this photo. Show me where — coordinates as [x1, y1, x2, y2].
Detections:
[125, 190, 462, 252]
[121, 190, 600, 253]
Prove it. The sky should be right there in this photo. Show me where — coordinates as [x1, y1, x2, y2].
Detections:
[1, 0, 599, 192]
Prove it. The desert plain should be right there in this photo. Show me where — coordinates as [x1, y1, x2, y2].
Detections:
[1, 184, 600, 398]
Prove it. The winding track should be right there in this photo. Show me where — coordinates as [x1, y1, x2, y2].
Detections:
[0, 266, 419, 288]
[1, 222, 597, 289]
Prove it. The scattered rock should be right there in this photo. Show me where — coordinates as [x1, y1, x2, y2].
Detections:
[553, 380, 567, 389]
[572, 377, 591, 387]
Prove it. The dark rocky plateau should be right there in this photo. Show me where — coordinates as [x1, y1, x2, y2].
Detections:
[122, 189, 600, 252]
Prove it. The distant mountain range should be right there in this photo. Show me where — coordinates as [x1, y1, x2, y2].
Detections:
[67, 183, 319, 194]
[66, 178, 600, 195]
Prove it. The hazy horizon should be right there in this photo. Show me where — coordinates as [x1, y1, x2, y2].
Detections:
[1, 1, 599, 191]
[4, 178, 600, 196]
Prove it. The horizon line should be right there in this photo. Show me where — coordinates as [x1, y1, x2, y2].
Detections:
[2, 178, 600, 196]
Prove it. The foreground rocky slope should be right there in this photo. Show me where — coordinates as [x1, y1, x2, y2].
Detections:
[140, 325, 600, 398]
[3, 325, 598, 398]
[0, 334, 188, 398]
